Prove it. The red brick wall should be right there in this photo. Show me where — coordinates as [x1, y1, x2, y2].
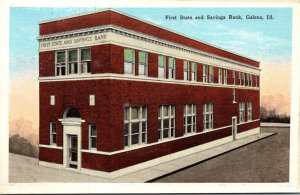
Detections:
[39, 51, 55, 77]
[39, 10, 259, 67]
[39, 147, 63, 164]
[92, 44, 110, 74]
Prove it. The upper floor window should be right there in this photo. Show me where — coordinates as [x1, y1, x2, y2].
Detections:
[124, 106, 147, 147]
[124, 48, 135, 75]
[239, 102, 245, 123]
[209, 66, 214, 83]
[232, 70, 236, 85]
[183, 61, 190, 81]
[256, 75, 259, 87]
[223, 69, 228, 85]
[56, 51, 66, 76]
[138, 51, 148, 76]
[184, 104, 197, 134]
[50, 122, 57, 145]
[89, 124, 97, 150]
[242, 73, 246, 86]
[191, 62, 197, 81]
[158, 105, 175, 140]
[158, 55, 166, 78]
[249, 74, 253, 87]
[203, 103, 213, 130]
[168, 57, 176, 79]
[247, 102, 253, 121]
[246, 73, 250, 86]
[203, 65, 208, 83]
[55, 48, 91, 76]
[80, 48, 91, 74]
[239, 72, 242, 86]
[218, 68, 223, 84]
[68, 50, 78, 74]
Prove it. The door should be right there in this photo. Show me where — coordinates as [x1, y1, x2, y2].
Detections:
[232, 117, 237, 140]
[69, 135, 78, 169]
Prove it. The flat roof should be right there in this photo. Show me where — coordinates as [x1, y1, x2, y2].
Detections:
[39, 8, 260, 63]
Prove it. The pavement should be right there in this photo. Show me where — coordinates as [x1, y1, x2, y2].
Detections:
[10, 130, 276, 183]
[260, 122, 290, 127]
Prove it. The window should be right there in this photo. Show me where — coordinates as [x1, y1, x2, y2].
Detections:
[239, 102, 245, 123]
[168, 57, 176, 79]
[158, 105, 175, 140]
[247, 102, 253, 121]
[50, 95, 55, 105]
[184, 61, 190, 81]
[233, 88, 236, 103]
[138, 51, 148, 76]
[223, 69, 228, 85]
[56, 51, 66, 76]
[50, 122, 57, 145]
[169, 57, 176, 79]
[218, 68, 223, 84]
[191, 62, 197, 81]
[80, 48, 91, 74]
[158, 55, 166, 78]
[124, 106, 147, 147]
[243, 73, 246, 86]
[203, 103, 213, 130]
[233, 70, 236, 85]
[209, 66, 214, 83]
[249, 74, 253, 87]
[203, 65, 208, 83]
[89, 124, 97, 150]
[124, 48, 135, 75]
[256, 75, 259, 87]
[68, 50, 78, 74]
[184, 104, 197, 134]
[89, 95, 95, 106]
[239, 72, 242, 85]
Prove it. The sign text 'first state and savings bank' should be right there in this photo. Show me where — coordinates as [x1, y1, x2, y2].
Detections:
[39, 33, 108, 51]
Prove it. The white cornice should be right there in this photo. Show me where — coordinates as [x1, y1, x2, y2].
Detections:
[38, 25, 260, 72]
[38, 8, 260, 63]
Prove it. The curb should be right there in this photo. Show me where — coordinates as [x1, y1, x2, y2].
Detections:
[146, 132, 277, 182]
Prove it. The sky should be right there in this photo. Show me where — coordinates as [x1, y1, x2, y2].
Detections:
[9, 7, 292, 129]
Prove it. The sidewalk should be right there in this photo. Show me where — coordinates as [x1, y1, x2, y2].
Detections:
[112, 132, 275, 182]
[260, 122, 290, 128]
[10, 132, 276, 183]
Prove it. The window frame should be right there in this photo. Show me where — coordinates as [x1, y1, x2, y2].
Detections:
[203, 65, 208, 83]
[138, 51, 148, 76]
[223, 69, 228, 85]
[55, 51, 67, 76]
[158, 105, 175, 141]
[247, 102, 253, 121]
[50, 122, 57, 145]
[191, 62, 197, 81]
[239, 102, 245, 123]
[89, 94, 95, 106]
[124, 48, 135, 75]
[183, 61, 190, 81]
[89, 124, 97, 150]
[80, 47, 91, 74]
[124, 106, 147, 147]
[50, 95, 55, 105]
[158, 55, 166, 78]
[203, 103, 213, 131]
[184, 104, 197, 134]
[218, 68, 223, 84]
[232, 70, 236, 85]
[168, 57, 176, 79]
[209, 66, 214, 83]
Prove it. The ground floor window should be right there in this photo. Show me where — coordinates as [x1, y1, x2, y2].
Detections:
[239, 102, 245, 123]
[50, 122, 57, 145]
[203, 103, 213, 130]
[124, 106, 147, 147]
[89, 124, 97, 150]
[247, 102, 253, 121]
[184, 104, 197, 134]
[158, 105, 175, 140]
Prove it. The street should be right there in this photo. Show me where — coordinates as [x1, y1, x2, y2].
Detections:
[153, 127, 289, 182]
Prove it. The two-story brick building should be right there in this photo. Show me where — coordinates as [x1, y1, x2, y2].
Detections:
[38, 9, 260, 178]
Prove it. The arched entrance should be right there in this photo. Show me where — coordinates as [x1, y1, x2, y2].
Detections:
[59, 107, 85, 170]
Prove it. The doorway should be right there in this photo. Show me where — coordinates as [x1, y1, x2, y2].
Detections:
[69, 135, 78, 169]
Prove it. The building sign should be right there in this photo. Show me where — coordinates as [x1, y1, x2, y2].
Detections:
[39, 33, 108, 51]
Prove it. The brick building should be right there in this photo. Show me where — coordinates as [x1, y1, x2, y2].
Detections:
[38, 9, 260, 178]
